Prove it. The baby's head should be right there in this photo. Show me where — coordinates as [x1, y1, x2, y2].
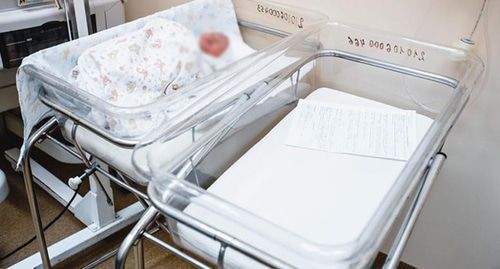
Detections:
[199, 32, 229, 58]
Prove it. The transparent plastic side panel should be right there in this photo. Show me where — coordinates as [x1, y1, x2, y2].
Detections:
[309, 22, 475, 116]
[235, 0, 328, 49]
[132, 26, 320, 177]
[137, 22, 483, 268]
[149, 180, 352, 269]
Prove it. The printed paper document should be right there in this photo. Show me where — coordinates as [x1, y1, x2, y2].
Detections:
[285, 99, 417, 160]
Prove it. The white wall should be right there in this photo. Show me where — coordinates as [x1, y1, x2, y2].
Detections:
[125, 1, 500, 268]
[401, 3, 500, 268]
[124, 0, 180, 21]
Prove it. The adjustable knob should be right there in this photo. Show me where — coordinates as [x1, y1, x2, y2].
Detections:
[68, 176, 82, 190]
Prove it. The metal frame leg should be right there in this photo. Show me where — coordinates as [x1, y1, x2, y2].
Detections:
[383, 153, 447, 269]
[8, 124, 146, 268]
[133, 239, 145, 269]
[21, 118, 58, 269]
[116, 206, 158, 269]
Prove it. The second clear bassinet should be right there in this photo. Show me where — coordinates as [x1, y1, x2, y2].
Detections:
[131, 22, 483, 268]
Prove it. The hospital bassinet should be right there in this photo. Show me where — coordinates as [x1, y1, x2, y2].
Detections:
[19, 0, 326, 146]
[14, 0, 327, 267]
[120, 22, 484, 268]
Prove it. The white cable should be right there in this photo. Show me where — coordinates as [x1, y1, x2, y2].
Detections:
[405, 0, 488, 114]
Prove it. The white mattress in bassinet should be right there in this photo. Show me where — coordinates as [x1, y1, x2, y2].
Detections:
[174, 87, 433, 268]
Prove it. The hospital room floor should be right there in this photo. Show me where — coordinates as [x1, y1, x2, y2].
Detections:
[0, 134, 416, 269]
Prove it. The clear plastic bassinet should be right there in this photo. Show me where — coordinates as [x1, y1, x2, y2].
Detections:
[132, 22, 483, 268]
[17, 0, 327, 147]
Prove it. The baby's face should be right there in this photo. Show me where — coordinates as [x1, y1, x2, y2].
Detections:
[199, 32, 229, 58]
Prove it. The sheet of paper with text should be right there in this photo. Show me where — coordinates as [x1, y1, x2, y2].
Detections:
[285, 99, 417, 160]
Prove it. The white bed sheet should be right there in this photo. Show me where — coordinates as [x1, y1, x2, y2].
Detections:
[174, 87, 433, 268]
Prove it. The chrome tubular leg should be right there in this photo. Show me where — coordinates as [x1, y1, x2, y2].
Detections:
[133, 239, 145, 269]
[21, 117, 58, 269]
[142, 232, 211, 269]
[115, 206, 158, 269]
[82, 249, 118, 269]
[383, 153, 447, 269]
